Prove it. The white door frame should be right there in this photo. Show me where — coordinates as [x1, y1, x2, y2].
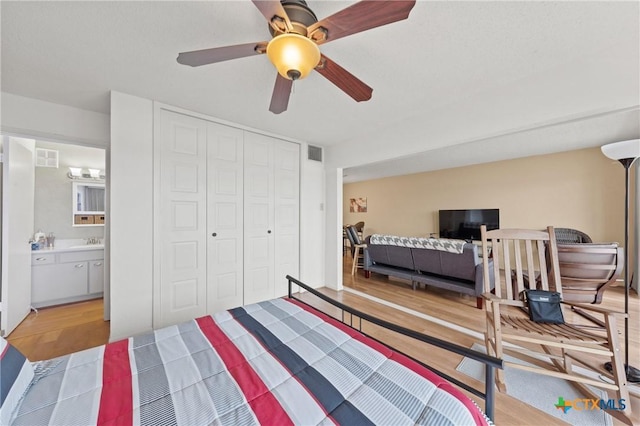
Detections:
[0, 130, 111, 326]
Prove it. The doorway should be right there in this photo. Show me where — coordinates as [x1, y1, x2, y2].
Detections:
[1, 135, 109, 337]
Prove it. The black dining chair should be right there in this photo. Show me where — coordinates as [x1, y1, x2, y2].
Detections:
[346, 225, 366, 276]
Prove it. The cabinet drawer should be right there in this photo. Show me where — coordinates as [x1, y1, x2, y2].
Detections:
[32, 254, 55, 265]
[58, 249, 104, 263]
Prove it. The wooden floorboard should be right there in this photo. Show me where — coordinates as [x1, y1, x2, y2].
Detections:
[6, 256, 639, 425]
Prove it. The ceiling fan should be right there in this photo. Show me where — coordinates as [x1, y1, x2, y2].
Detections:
[177, 0, 416, 114]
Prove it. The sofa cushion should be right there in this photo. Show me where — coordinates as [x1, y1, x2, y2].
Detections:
[365, 238, 414, 271]
[386, 246, 414, 270]
[439, 245, 478, 282]
[411, 248, 443, 275]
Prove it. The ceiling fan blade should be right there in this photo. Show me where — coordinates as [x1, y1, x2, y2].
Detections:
[177, 42, 267, 67]
[315, 55, 372, 102]
[252, 0, 293, 33]
[307, 0, 416, 45]
[269, 74, 293, 114]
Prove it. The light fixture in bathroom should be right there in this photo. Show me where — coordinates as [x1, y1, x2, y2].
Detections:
[67, 167, 105, 181]
[68, 167, 82, 178]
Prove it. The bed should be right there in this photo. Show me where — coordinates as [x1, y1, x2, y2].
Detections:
[1, 276, 502, 425]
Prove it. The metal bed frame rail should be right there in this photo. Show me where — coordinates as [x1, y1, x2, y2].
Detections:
[286, 275, 504, 422]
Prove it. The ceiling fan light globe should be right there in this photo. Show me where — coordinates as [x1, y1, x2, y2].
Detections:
[267, 33, 320, 80]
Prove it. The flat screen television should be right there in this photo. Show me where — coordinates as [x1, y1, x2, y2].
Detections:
[438, 209, 500, 241]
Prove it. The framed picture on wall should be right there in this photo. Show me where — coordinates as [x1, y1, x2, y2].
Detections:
[350, 197, 367, 213]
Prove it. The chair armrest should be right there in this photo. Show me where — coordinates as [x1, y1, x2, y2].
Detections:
[482, 292, 500, 301]
[565, 302, 628, 318]
[482, 292, 523, 307]
[363, 246, 372, 270]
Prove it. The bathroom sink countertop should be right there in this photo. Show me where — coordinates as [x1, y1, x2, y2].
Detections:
[31, 239, 104, 254]
[33, 244, 104, 253]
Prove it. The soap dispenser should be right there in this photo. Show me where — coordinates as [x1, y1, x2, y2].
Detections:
[46, 232, 55, 248]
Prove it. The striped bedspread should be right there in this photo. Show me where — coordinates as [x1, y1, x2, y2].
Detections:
[10, 298, 489, 425]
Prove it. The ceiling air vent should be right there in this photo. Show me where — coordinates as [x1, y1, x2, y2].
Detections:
[308, 145, 322, 162]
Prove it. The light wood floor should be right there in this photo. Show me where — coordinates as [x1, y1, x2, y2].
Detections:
[338, 255, 639, 426]
[7, 257, 639, 425]
[7, 298, 109, 361]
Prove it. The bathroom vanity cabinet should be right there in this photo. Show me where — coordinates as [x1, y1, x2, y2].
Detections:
[31, 247, 104, 308]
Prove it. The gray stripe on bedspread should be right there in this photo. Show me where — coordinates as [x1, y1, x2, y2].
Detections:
[258, 300, 456, 424]
[177, 321, 257, 426]
[133, 333, 178, 425]
[12, 358, 69, 425]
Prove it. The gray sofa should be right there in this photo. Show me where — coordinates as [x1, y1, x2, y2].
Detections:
[363, 235, 494, 309]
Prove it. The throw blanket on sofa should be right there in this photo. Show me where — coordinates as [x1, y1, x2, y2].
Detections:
[369, 234, 467, 254]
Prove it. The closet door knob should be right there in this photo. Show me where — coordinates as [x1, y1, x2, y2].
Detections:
[267, 230, 272, 234]
[212, 233, 217, 237]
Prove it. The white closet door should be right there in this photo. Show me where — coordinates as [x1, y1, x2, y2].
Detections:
[207, 123, 244, 313]
[158, 110, 207, 327]
[243, 132, 275, 304]
[274, 141, 300, 297]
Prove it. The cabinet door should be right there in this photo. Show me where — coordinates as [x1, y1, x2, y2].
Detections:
[89, 260, 104, 293]
[157, 109, 208, 327]
[243, 132, 275, 305]
[32, 262, 88, 304]
[206, 122, 244, 313]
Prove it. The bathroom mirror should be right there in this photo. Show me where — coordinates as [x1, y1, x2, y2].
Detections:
[72, 182, 105, 226]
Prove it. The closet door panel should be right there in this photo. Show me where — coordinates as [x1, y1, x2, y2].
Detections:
[243, 133, 275, 305]
[274, 141, 300, 297]
[207, 123, 244, 313]
[158, 110, 208, 327]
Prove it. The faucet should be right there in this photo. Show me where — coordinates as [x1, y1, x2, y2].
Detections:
[86, 237, 101, 245]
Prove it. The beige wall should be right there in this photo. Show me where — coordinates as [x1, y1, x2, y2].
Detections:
[343, 147, 627, 245]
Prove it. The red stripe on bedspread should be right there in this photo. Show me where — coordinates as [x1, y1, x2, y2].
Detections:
[97, 339, 133, 426]
[286, 298, 489, 426]
[196, 316, 294, 426]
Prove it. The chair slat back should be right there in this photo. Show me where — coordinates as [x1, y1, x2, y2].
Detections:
[481, 225, 562, 304]
[347, 225, 363, 245]
[555, 243, 622, 304]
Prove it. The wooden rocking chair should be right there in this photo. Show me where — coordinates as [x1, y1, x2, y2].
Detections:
[480, 225, 633, 425]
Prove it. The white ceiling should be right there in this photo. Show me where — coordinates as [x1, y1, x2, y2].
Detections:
[2, 1, 639, 182]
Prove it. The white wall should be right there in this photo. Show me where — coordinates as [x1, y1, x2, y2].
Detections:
[322, 168, 343, 291]
[109, 91, 154, 341]
[1, 92, 109, 147]
[299, 153, 325, 289]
